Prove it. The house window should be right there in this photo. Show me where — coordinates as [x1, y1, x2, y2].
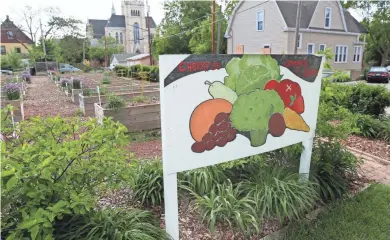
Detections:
[353, 46, 362, 62]
[15, 47, 21, 53]
[256, 10, 264, 31]
[319, 44, 326, 52]
[133, 22, 140, 44]
[263, 44, 271, 49]
[307, 43, 315, 55]
[1, 45, 6, 55]
[120, 32, 123, 44]
[7, 31, 13, 39]
[297, 33, 302, 49]
[325, 7, 332, 28]
[335, 45, 348, 63]
[115, 32, 119, 44]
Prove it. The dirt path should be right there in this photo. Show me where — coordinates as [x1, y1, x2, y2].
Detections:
[24, 76, 79, 119]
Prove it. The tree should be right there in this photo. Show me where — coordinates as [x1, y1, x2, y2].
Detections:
[88, 36, 124, 62]
[13, 6, 82, 43]
[58, 35, 85, 63]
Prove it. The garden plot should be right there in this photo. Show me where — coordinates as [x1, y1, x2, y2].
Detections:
[95, 91, 160, 132]
[79, 86, 159, 116]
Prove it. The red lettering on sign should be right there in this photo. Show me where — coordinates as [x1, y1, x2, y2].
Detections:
[176, 61, 222, 73]
[178, 62, 186, 72]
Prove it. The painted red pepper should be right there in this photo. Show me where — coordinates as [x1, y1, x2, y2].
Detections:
[264, 79, 305, 114]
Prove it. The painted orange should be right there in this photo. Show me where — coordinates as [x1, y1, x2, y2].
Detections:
[190, 98, 232, 142]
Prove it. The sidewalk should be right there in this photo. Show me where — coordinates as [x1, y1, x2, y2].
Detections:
[361, 160, 390, 185]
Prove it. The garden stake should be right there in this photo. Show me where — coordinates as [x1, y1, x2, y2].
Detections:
[97, 86, 101, 106]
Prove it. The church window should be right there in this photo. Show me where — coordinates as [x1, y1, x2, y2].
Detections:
[133, 22, 140, 44]
[115, 32, 119, 44]
[120, 32, 123, 44]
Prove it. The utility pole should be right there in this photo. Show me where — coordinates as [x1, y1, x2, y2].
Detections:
[216, 4, 222, 54]
[39, 19, 48, 71]
[212, 0, 215, 54]
[146, 1, 152, 65]
[293, 0, 302, 54]
[82, 39, 86, 62]
[104, 21, 109, 67]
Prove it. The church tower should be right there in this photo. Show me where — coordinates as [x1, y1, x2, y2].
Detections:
[122, 0, 146, 53]
[111, 2, 116, 15]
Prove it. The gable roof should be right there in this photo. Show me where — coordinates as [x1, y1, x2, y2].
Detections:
[108, 14, 126, 28]
[88, 19, 107, 39]
[145, 17, 156, 28]
[1, 15, 34, 44]
[112, 53, 137, 62]
[225, 0, 366, 37]
[127, 53, 150, 61]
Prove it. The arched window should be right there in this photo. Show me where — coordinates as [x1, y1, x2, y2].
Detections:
[133, 22, 140, 44]
[120, 32, 123, 44]
[115, 32, 119, 44]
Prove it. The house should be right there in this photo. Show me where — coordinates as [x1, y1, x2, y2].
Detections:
[86, 1, 156, 54]
[126, 53, 152, 66]
[110, 53, 137, 68]
[1, 15, 34, 55]
[225, 0, 367, 79]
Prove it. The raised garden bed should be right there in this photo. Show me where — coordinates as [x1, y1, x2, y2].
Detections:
[1, 99, 24, 122]
[79, 88, 159, 116]
[95, 101, 160, 132]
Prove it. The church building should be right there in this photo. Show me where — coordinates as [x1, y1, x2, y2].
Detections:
[86, 0, 156, 54]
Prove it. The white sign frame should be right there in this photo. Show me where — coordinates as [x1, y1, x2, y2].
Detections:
[160, 54, 324, 239]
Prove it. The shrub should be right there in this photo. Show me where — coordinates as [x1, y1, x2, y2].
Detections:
[55, 209, 170, 240]
[351, 114, 390, 142]
[102, 74, 111, 85]
[105, 94, 126, 110]
[240, 165, 318, 223]
[310, 141, 362, 202]
[131, 160, 164, 207]
[191, 180, 259, 236]
[3, 83, 21, 100]
[1, 116, 131, 239]
[149, 67, 159, 82]
[82, 88, 92, 97]
[131, 95, 148, 103]
[325, 70, 351, 82]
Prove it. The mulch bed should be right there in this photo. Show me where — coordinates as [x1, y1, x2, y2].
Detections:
[128, 140, 162, 159]
[343, 135, 390, 161]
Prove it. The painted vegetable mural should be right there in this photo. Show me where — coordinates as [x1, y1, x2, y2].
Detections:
[189, 55, 310, 153]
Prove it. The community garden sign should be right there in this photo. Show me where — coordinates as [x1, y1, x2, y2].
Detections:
[159, 54, 324, 239]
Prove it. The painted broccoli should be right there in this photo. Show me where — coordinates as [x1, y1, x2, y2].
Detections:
[230, 89, 284, 147]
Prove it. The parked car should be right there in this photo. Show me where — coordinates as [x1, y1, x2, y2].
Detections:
[59, 64, 81, 74]
[0, 69, 13, 75]
[386, 66, 390, 72]
[366, 66, 389, 83]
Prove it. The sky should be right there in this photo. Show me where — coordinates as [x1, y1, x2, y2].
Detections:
[1, 0, 165, 26]
[1, 0, 362, 33]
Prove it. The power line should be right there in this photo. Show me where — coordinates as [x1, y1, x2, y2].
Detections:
[159, 0, 270, 40]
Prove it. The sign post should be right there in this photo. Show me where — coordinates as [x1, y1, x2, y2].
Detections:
[160, 54, 324, 239]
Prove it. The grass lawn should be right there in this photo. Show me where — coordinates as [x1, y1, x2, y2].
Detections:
[284, 184, 390, 240]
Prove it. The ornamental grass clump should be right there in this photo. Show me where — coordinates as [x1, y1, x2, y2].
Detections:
[3, 83, 21, 100]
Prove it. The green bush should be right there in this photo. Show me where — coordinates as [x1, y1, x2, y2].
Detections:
[351, 114, 390, 142]
[240, 165, 318, 223]
[1, 116, 131, 239]
[105, 93, 126, 110]
[55, 209, 170, 240]
[310, 141, 362, 202]
[191, 180, 259, 236]
[131, 160, 164, 207]
[325, 70, 351, 82]
[82, 88, 92, 97]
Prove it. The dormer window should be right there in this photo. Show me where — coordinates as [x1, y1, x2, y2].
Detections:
[325, 7, 331, 28]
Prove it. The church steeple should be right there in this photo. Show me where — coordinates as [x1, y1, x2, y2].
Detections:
[111, 2, 116, 15]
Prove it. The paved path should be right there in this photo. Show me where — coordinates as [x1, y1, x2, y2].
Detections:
[24, 76, 79, 119]
[361, 159, 390, 185]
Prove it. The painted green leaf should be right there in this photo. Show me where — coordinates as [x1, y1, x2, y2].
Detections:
[224, 57, 241, 91]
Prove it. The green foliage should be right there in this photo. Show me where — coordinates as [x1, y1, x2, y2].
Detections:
[105, 94, 126, 110]
[82, 88, 92, 97]
[55, 209, 170, 240]
[322, 82, 390, 117]
[102, 75, 111, 85]
[310, 141, 362, 202]
[240, 165, 318, 223]
[114, 64, 159, 82]
[89, 36, 124, 61]
[325, 70, 351, 82]
[131, 95, 148, 103]
[1, 105, 15, 138]
[2, 51, 22, 70]
[351, 114, 390, 142]
[190, 180, 260, 236]
[58, 35, 84, 63]
[1, 116, 131, 239]
[179, 166, 228, 196]
[131, 160, 164, 207]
